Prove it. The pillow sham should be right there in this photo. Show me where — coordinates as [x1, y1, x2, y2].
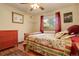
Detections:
[61, 34, 75, 40]
[30, 32, 42, 35]
[44, 31, 55, 34]
[55, 30, 68, 39]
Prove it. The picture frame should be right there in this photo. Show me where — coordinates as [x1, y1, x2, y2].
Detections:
[64, 12, 73, 23]
[12, 12, 24, 24]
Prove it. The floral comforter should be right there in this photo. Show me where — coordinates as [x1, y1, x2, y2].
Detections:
[27, 33, 72, 56]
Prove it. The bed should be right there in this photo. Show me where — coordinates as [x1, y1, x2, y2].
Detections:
[26, 25, 79, 56]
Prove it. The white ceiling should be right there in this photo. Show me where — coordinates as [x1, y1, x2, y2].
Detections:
[6, 3, 75, 15]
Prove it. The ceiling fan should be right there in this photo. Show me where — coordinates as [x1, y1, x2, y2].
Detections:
[20, 3, 44, 11]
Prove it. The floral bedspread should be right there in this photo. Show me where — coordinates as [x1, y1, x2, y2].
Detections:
[27, 33, 72, 56]
[28, 33, 71, 50]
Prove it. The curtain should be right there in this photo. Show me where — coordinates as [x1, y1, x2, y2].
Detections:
[55, 12, 61, 33]
[40, 16, 44, 33]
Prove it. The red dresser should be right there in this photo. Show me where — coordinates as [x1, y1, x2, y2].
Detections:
[0, 30, 18, 50]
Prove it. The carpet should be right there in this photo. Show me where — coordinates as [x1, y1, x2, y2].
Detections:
[0, 47, 27, 56]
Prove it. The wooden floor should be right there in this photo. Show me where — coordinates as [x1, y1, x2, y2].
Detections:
[0, 43, 42, 56]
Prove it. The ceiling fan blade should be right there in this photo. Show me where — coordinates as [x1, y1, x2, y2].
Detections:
[20, 3, 28, 4]
[39, 6, 44, 10]
[30, 8, 33, 11]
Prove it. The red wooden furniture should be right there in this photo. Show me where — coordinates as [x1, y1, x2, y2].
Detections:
[0, 30, 18, 50]
[70, 36, 79, 56]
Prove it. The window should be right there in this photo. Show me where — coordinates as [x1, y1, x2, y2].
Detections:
[43, 16, 55, 31]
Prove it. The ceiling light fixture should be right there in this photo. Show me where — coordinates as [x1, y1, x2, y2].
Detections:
[30, 4, 39, 9]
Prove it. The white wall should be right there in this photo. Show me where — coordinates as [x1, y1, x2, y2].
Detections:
[33, 4, 79, 31]
[31, 16, 40, 32]
[55, 4, 79, 30]
[0, 4, 34, 42]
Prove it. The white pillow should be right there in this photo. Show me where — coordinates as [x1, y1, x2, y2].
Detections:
[30, 32, 41, 35]
[44, 31, 55, 34]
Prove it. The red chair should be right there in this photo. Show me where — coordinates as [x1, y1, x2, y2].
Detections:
[67, 25, 79, 34]
[70, 36, 79, 56]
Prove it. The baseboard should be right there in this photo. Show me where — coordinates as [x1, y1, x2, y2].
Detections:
[0, 46, 15, 51]
[18, 41, 24, 44]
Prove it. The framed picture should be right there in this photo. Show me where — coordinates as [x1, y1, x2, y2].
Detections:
[64, 12, 73, 23]
[12, 12, 24, 24]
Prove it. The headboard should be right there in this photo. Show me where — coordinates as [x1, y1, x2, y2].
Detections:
[0, 30, 18, 50]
